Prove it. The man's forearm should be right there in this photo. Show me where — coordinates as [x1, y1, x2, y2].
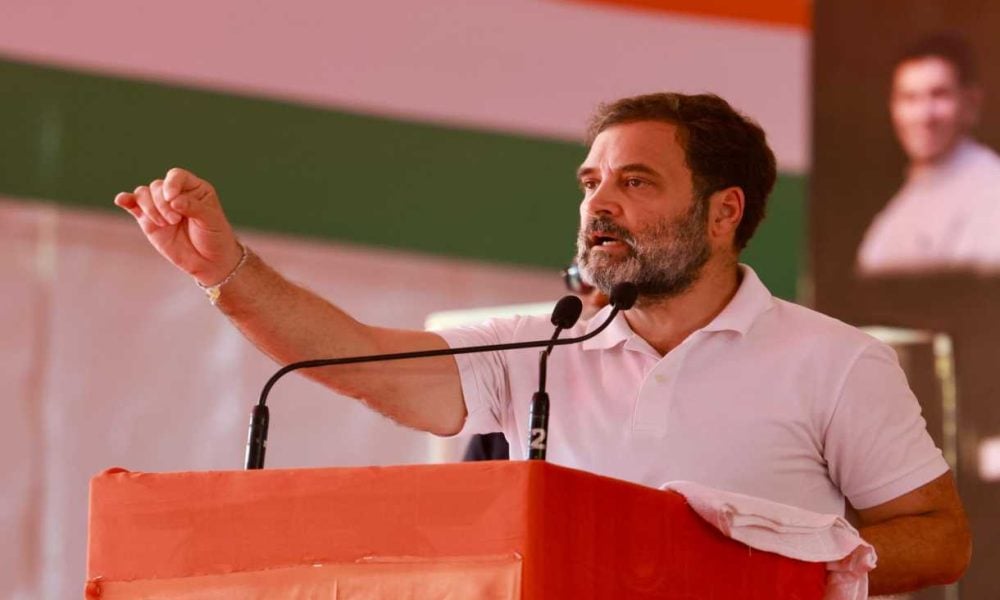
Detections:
[211, 251, 467, 435]
[216, 252, 378, 365]
[861, 510, 971, 595]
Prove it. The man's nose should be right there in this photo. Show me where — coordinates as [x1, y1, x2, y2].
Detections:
[912, 97, 939, 124]
[582, 182, 623, 218]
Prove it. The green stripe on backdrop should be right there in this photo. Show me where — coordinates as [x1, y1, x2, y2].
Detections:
[0, 58, 804, 299]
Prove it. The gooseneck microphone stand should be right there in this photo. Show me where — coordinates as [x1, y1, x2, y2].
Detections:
[526, 295, 584, 460]
[526, 350, 553, 460]
[245, 283, 638, 470]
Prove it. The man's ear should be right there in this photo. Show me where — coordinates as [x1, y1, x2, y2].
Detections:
[708, 186, 745, 245]
[963, 85, 984, 129]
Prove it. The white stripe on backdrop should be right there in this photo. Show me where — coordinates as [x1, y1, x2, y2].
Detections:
[0, 0, 809, 171]
[0, 198, 565, 599]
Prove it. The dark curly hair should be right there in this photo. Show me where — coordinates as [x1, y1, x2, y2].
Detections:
[586, 93, 777, 250]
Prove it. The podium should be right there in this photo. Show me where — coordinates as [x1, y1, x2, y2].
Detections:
[86, 461, 826, 598]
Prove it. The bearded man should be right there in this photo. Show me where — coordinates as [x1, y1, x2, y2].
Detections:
[115, 92, 969, 595]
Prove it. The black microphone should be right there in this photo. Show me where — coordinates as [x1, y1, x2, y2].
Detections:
[549, 295, 585, 331]
[245, 282, 639, 469]
[609, 281, 639, 311]
[527, 296, 583, 460]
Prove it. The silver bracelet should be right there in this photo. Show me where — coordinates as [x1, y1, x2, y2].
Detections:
[198, 242, 249, 305]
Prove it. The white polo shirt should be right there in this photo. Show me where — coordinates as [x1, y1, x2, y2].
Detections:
[439, 266, 948, 515]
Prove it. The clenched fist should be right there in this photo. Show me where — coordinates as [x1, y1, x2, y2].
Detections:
[114, 168, 243, 287]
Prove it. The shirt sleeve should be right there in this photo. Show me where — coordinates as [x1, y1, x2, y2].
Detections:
[435, 319, 514, 437]
[824, 341, 950, 510]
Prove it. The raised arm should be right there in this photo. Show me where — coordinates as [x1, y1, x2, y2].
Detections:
[114, 168, 466, 435]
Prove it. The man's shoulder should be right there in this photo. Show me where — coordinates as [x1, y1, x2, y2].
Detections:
[437, 311, 556, 345]
[759, 297, 881, 354]
[962, 140, 1000, 178]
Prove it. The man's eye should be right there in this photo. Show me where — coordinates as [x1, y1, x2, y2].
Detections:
[930, 88, 956, 101]
[580, 180, 599, 191]
[625, 177, 645, 188]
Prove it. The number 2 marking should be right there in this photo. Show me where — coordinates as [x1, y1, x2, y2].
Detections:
[530, 428, 547, 450]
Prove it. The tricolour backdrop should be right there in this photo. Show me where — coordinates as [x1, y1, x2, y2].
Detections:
[0, 1, 808, 596]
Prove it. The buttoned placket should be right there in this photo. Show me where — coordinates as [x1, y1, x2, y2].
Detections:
[630, 330, 708, 435]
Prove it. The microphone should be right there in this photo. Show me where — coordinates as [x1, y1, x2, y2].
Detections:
[549, 295, 585, 331]
[527, 296, 584, 460]
[609, 281, 639, 311]
[245, 282, 639, 469]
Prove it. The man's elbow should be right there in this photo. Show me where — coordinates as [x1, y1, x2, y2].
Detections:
[924, 510, 972, 586]
[424, 407, 466, 437]
[940, 520, 972, 584]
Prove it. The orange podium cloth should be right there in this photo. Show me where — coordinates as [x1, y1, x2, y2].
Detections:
[87, 461, 826, 598]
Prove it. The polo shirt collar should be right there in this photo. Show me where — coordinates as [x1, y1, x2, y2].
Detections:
[580, 264, 774, 352]
[580, 303, 634, 351]
[700, 264, 775, 335]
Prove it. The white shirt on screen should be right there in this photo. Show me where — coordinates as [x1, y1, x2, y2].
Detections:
[439, 266, 948, 516]
[857, 139, 1000, 275]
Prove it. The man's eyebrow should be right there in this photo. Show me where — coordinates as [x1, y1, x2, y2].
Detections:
[576, 163, 661, 180]
[618, 163, 661, 177]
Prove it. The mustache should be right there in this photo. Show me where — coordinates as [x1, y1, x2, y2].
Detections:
[580, 217, 635, 247]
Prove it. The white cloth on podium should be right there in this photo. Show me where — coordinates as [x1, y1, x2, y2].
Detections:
[662, 480, 877, 600]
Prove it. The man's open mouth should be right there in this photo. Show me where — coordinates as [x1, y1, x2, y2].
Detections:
[589, 232, 628, 248]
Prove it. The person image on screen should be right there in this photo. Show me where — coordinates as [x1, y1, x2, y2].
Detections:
[115, 92, 970, 594]
[857, 34, 1000, 275]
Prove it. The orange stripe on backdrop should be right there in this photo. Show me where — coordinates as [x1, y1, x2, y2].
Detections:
[569, 0, 811, 29]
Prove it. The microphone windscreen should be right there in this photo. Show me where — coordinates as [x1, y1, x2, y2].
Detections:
[550, 295, 584, 329]
[610, 282, 639, 310]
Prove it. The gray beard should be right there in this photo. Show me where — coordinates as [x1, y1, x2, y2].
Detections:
[576, 199, 711, 301]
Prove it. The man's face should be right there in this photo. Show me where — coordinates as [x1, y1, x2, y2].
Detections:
[575, 121, 711, 299]
[890, 57, 977, 165]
